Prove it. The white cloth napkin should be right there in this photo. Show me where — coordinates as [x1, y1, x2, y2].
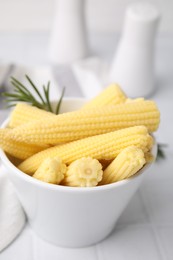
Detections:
[0, 165, 26, 252]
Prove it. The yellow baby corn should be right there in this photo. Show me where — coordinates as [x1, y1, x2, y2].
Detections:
[10, 100, 160, 146]
[9, 103, 54, 128]
[8, 98, 136, 129]
[0, 128, 48, 160]
[9, 84, 126, 128]
[9, 93, 142, 129]
[82, 84, 126, 109]
[33, 157, 66, 183]
[100, 146, 146, 185]
[18, 126, 153, 175]
[63, 157, 103, 187]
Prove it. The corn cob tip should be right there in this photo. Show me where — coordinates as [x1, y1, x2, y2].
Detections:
[63, 157, 103, 187]
[100, 146, 146, 185]
[33, 157, 67, 184]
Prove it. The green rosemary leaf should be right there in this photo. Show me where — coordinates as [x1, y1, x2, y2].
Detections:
[55, 87, 65, 114]
[10, 80, 38, 105]
[5, 104, 17, 108]
[44, 82, 53, 113]
[156, 143, 167, 161]
[3, 92, 33, 103]
[12, 81, 32, 96]
[25, 75, 46, 105]
[1, 75, 65, 115]
[47, 83, 52, 111]
[2, 92, 20, 98]
[11, 77, 32, 96]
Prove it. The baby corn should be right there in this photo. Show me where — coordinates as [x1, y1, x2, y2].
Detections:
[33, 157, 66, 183]
[18, 126, 153, 175]
[0, 128, 48, 160]
[100, 146, 146, 185]
[9, 84, 126, 128]
[10, 100, 160, 146]
[63, 157, 103, 187]
[9, 97, 145, 128]
[82, 84, 126, 109]
[9, 103, 55, 128]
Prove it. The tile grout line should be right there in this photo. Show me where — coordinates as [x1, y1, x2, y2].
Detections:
[138, 189, 167, 260]
[22, 225, 36, 260]
[95, 243, 105, 260]
[31, 230, 39, 260]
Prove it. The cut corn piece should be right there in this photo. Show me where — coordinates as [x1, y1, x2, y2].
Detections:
[82, 84, 126, 109]
[0, 128, 48, 160]
[63, 157, 103, 187]
[9, 103, 54, 128]
[100, 146, 146, 185]
[33, 157, 66, 183]
[18, 126, 153, 175]
[11, 100, 160, 146]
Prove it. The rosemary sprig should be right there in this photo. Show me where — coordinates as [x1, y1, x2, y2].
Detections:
[1, 75, 65, 114]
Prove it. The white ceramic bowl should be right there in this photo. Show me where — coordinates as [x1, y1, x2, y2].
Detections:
[0, 99, 157, 248]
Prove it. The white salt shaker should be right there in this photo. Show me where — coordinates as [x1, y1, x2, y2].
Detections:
[109, 2, 160, 97]
[49, 0, 88, 65]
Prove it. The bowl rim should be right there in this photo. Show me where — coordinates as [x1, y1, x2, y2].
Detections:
[0, 99, 157, 193]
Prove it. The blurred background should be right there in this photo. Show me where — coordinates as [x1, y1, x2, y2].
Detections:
[0, 0, 172, 33]
[0, 0, 172, 65]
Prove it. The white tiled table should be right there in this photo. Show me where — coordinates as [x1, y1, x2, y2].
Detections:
[0, 32, 173, 260]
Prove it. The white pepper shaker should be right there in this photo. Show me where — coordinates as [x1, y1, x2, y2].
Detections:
[109, 2, 160, 97]
[49, 0, 88, 65]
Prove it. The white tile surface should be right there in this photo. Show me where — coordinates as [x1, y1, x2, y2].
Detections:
[0, 226, 33, 260]
[96, 225, 162, 260]
[143, 151, 173, 181]
[140, 179, 173, 225]
[0, 224, 97, 260]
[158, 226, 173, 260]
[116, 191, 148, 226]
[32, 234, 97, 260]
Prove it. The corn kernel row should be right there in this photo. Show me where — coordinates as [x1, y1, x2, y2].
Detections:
[82, 84, 126, 109]
[18, 125, 153, 175]
[9, 103, 54, 128]
[10, 100, 159, 146]
[0, 129, 48, 160]
[9, 84, 126, 128]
